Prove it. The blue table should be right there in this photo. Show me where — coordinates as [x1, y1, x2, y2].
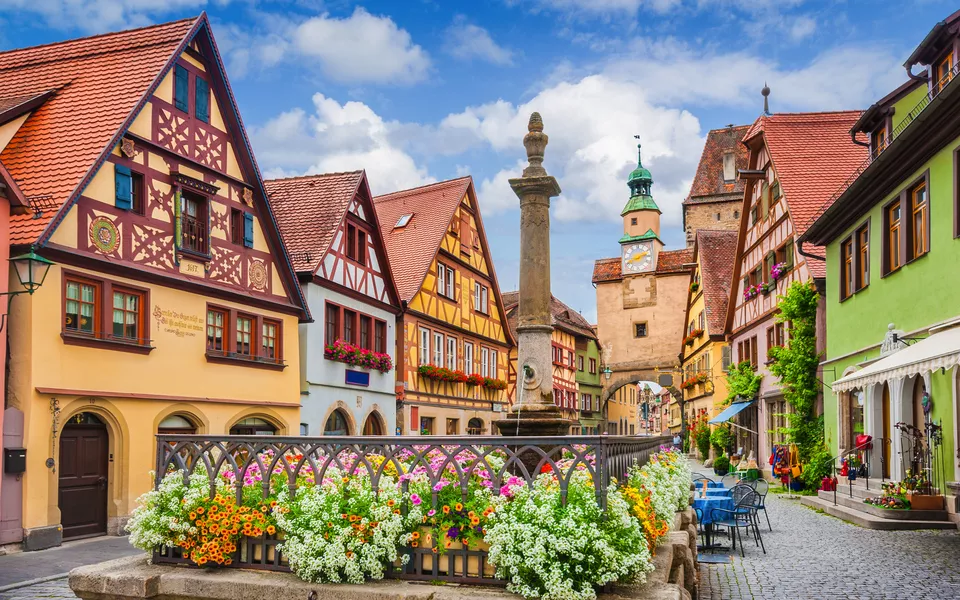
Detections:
[705, 488, 732, 497]
[694, 496, 735, 524]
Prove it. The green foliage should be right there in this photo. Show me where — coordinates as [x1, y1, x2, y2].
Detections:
[682, 434, 690, 454]
[800, 437, 833, 489]
[693, 421, 711, 460]
[710, 424, 732, 455]
[768, 281, 825, 491]
[725, 361, 762, 404]
[713, 455, 730, 473]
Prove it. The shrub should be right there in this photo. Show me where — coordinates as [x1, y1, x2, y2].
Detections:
[713, 455, 730, 474]
[693, 423, 711, 461]
[710, 425, 732, 455]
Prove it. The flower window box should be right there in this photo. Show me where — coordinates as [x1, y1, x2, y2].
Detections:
[324, 339, 392, 373]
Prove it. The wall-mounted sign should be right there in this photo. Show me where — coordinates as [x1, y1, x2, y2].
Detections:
[153, 306, 203, 338]
[179, 258, 204, 278]
[345, 370, 370, 387]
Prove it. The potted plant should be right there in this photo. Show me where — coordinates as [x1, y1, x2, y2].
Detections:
[713, 454, 730, 476]
[690, 281, 700, 293]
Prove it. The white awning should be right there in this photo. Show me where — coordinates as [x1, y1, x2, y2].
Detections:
[832, 324, 960, 392]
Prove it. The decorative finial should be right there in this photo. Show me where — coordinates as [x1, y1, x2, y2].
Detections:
[634, 134, 642, 166]
[761, 82, 771, 116]
[521, 112, 549, 177]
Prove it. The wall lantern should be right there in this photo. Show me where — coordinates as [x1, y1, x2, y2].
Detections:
[602, 367, 612, 381]
[0, 249, 54, 332]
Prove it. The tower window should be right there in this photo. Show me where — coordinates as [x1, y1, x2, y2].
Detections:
[631, 217, 637, 226]
[634, 322, 648, 338]
[716, 213, 721, 221]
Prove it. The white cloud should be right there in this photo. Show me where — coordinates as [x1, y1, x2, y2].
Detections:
[444, 17, 514, 66]
[0, 0, 215, 32]
[523, 0, 681, 16]
[251, 93, 433, 195]
[292, 7, 431, 84]
[789, 16, 817, 41]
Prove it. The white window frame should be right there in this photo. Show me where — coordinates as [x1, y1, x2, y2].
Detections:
[447, 336, 457, 370]
[437, 264, 447, 298]
[490, 349, 498, 378]
[419, 327, 430, 366]
[464, 342, 474, 375]
[481, 347, 490, 377]
[433, 332, 444, 366]
[473, 282, 482, 311]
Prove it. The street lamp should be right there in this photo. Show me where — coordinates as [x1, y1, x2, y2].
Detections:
[602, 366, 612, 381]
[0, 250, 54, 332]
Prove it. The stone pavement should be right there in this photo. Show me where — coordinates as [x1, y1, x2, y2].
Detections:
[694, 462, 960, 600]
[0, 536, 143, 600]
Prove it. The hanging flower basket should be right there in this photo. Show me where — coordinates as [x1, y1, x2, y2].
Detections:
[689, 282, 700, 293]
[770, 262, 787, 281]
[324, 339, 392, 373]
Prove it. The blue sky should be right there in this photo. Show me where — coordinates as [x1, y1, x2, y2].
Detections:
[1, 0, 954, 321]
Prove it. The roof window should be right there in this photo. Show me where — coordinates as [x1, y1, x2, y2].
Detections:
[395, 214, 413, 228]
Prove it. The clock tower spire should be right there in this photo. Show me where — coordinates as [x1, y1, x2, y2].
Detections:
[620, 139, 663, 275]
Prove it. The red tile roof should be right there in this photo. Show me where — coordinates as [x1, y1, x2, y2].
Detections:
[501, 291, 597, 340]
[744, 111, 867, 278]
[685, 125, 749, 203]
[266, 171, 364, 273]
[592, 257, 622, 283]
[373, 177, 471, 302]
[0, 17, 198, 244]
[655, 248, 694, 274]
[695, 230, 738, 335]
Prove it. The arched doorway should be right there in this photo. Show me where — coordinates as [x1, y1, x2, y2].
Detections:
[59, 412, 108, 539]
[324, 409, 351, 435]
[362, 412, 384, 436]
[230, 417, 276, 436]
[467, 418, 484, 435]
[158, 414, 198, 435]
[881, 383, 891, 478]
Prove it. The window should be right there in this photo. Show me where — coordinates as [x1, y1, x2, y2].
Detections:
[481, 347, 490, 377]
[419, 416, 435, 435]
[589, 358, 597, 374]
[907, 181, 928, 261]
[231, 209, 244, 245]
[578, 355, 585, 371]
[174, 64, 189, 112]
[467, 418, 483, 435]
[395, 214, 413, 229]
[722, 345, 732, 371]
[490, 349, 498, 378]
[207, 308, 226, 351]
[567, 350, 574, 367]
[236, 315, 253, 357]
[722, 151, 736, 182]
[65, 277, 99, 334]
[230, 417, 277, 436]
[446, 418, 459, 435]
[195, 77, 209, 123]
[111, 289, 143, 341]
[360, 315, 372, 350]
[346, 223, 356, 261]
[159, 414, 198, 435]
[114, 165, 144, 214]
[437, 263, 455, 299]
[446, 336, 457, 370]
[872, 126, 887, 156]
[325, 303, 340, 346]
[473, 282, 488, 313]
[130, 172, 144, 215]
[935, 51, 954, 94]
[343, 309, 356, 344]
[419, 327, 430, 366]
[180, 191, 209, 255]
[840, 238, 854, 300]
[738, 336, 758, 368]
[631, 217, 637, 226]
[300, 423, 309, 436]
[760, 181, 770, 220]
[430, 331, 442, 365]
[345, 222, 367, 264]
[697, 310, 705, 331]
[464, 342, 474, 375]
[634, 322, 647, 338]
[775, 238, 794, 269]
[375, 320, 387, 354]
[750, 204, 759, 226]
[857, 225, 869, 289]
[262, 319, 280, 361]
[884, 199, 902, 274]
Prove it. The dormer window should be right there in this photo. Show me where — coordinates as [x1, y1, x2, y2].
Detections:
[872, 126, 888, 157]
[934, 50, 955, 94]
[395, 214, 413, 229]
[722, 151, 736, 182]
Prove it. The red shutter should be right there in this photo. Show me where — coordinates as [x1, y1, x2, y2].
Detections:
[411, 407, 419, 432]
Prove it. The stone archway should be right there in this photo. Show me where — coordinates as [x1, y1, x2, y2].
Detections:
[599, 367, 678, 435]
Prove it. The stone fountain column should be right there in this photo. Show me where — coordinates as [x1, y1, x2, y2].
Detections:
[496, 113, 570, 437]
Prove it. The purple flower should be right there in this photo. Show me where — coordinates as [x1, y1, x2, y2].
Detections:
[446, 526, 460, 539]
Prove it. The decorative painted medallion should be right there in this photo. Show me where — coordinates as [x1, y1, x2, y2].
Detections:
[120, 138, 137, 158]
[89, 216, 120, 254]
[242, 187, 253, 206]
[249, 259, 268, 291]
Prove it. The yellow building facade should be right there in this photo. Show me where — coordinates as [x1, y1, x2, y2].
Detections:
[3, 18, 307, 550]
[374, 178, 513, 436]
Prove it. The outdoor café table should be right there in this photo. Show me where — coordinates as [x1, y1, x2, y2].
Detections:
[694, 495, 735, 551]
[705, 487, 732, 497]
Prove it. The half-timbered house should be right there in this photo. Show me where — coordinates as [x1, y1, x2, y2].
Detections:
[0, 16, 308, 550]
[723, 110, 866, 464]
[373, 177, 514, 436]
[267, 171, 401, 437]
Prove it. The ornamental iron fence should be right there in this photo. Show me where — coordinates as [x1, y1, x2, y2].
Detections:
[152, 434, 671, 584]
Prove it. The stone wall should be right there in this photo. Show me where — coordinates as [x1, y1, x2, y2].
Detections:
[683, 200, 741, 248]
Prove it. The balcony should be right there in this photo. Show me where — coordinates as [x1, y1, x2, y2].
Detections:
[180, 213, 209, 256]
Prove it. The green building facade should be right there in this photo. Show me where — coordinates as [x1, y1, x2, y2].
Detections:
[577, 338, 604, 434]
[803, 12, 960, 485]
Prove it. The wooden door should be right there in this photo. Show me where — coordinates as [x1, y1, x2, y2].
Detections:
[58, 415, 108, 539]
[882, 384, 891, 479]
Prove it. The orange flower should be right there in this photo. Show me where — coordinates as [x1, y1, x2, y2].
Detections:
[442, 506, 450, 514]
[346, 551, 354, 559]
[411, 541, 419, 548]
[266, 525, 276, 535]
[197, 507, 205, 514]
[411, 531, 420, 540]
[454, 503, 463, 511]
[189, 512, 197, 520]
[387, 499, 395, 507]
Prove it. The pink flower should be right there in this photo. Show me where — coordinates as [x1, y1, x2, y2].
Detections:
[411, 494, 422, 505]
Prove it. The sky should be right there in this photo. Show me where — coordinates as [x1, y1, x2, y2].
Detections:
[1, 0, 954, 321]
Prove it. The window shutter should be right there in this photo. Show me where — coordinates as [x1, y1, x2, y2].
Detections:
[195, 77, 209, 123]
[174, 65, 189, 112]
[115, 164, 133, 210]
[242, 213, 254, 248]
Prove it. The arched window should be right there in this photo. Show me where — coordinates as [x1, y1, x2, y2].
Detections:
[362, 413, 384, 435]
[324, 409, 351, 436]
[230, 417, 276, 436]
[467, 418, 484, 435]
[158, 414, 198, 435]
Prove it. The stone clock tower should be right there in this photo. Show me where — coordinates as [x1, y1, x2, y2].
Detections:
[620, 144, 663, 276]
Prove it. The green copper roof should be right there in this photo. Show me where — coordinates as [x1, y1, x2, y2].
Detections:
[628, 164, 652, 183]
[618, 228, 661, 244]
[620, 194, 660, 216]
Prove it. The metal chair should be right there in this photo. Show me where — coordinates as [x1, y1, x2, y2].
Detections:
[754, 478, 771, 531]
[693, 475, 715, 491]
[711, 489, 764, 557]
[693, 506, 707, 548]
[721, 472, 738, 489]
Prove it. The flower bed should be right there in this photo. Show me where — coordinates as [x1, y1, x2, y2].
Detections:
[324, 340, 392, 373]
[131, 439, 689, 600]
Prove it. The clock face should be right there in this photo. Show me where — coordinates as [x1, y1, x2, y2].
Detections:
[623, 243, 653, 272]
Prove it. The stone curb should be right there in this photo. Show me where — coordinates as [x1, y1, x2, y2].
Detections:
[0, 573, 69, 593]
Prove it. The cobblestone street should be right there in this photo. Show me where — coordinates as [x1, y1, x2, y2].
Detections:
[698, 473, 960, 599]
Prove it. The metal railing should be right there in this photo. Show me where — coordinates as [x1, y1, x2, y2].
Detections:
[180, 213, 209, 255]
[152, 434, 671, 583]
[830, 436, 888, 506]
